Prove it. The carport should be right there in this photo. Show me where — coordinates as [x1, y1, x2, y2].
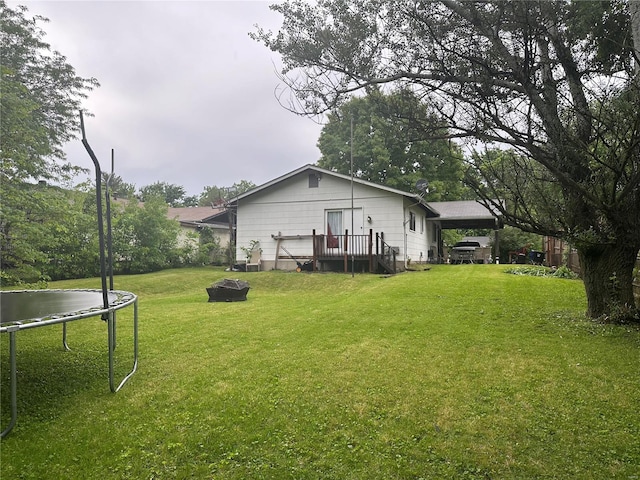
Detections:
[427, 200, 503, 263]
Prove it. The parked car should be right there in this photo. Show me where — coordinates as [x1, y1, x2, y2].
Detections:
[449, 240, 481, 264]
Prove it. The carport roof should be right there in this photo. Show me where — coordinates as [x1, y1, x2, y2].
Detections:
[427, 200, 501, 230]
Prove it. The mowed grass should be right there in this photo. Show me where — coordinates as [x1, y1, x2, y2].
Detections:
[1, 265, 639, 479]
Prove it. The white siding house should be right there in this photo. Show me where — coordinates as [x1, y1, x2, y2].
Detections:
[166, 206, 231, 249]
[231, 165, 440, 272]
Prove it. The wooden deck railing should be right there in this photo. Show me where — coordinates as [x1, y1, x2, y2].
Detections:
[311, 229, 396, 274]
[375, 233, 397, 273]
[313, 230, 373, 259]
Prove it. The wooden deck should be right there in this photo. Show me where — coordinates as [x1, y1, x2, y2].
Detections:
[312, 229, 396, 274]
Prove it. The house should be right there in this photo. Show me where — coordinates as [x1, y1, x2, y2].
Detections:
[230, 165, 502, 273]
[166, 206, 232, 250]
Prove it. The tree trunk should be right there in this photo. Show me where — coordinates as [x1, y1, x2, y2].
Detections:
[630, 0, 640, 77]
[578, 243, 640, 322]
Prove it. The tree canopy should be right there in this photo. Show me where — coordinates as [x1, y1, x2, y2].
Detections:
[102, 173, 136, 199]
[254, 0, 640, 321]
[0, 1, 99, 182]
[1, 1, 99, 283]
[138, 181, 188, 207]
[198, 180, 257, 206]
[317, 89, 469, 200]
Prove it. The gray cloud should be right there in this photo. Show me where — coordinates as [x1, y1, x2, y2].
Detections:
[12, 0, 323, 195]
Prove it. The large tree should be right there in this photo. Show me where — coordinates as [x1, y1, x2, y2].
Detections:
[253, 0, 640, 321]
[1, 1, 99, 283]
[317, 88, 469, 199]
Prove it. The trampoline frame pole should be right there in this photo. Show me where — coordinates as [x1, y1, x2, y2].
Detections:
[80, 111, 109, 318]
[1, 329, 18, 438]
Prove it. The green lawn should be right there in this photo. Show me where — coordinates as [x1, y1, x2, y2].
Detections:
[1, 265, 639, 479]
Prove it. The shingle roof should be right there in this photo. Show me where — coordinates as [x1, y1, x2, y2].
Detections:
[427, 200, 497, 220]
[427, 200, 501, 229]
[167, 206, 225, 223]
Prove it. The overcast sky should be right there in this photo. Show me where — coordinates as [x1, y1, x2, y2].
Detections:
[10, 0, 324, 196]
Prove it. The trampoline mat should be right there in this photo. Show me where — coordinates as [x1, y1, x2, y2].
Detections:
[1, 290, 119, 324]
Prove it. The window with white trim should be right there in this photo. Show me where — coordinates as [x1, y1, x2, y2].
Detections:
[326, 210, 342, 248]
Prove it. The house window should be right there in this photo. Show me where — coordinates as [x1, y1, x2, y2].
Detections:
[309, 173, 319, 188]
[409, 211, 416, 231]
[420, 215, 424, 234]
[327, 210, 342, 248]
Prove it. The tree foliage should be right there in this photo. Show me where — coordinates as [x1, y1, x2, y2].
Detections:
[110, 197, 182, 274]
[102, 173, 136, 199]
[43, 188, 100, 281]
[138, 181, 187, 207]
[492, 226, 543, 266]
[1, 1, 99, 284]
[0, 183, 73, 284]
[0, 1, 99, 182]
[138, 182, 202, 207]
[254, 0, 640, 321]
[317, 89, 469, 199]
[198, 180, 257, 206]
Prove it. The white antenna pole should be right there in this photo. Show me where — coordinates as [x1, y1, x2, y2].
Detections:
[350, 116, 355, 277]
[347, 115, 355, 278]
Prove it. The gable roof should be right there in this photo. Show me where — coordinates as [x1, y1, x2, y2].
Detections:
[231, 164, 438, 216]
[230, 164, 501, 229]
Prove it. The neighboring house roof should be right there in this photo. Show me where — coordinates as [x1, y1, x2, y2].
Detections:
[427, 200, 501, 229]
[110, 199, 230, 228]
[166, 206, 231, 230]
[167, 206, 225, 224]
[231, 164, 440, 217]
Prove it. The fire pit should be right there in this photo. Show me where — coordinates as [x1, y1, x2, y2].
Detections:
[206, 279, 250, 302]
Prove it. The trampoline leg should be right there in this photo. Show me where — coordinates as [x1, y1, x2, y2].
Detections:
[108, 299, 138, 393]
[62, 322, 71, 351]
[1, 330, 18, 438]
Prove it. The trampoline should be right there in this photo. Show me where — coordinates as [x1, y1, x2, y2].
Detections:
[1, 114, 139, 438]
[0, 289, 138, 438]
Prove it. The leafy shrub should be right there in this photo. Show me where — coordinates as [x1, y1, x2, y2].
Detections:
[505, 265, 579, 279]
[552, 265, 579, 279]
[504, 265, 549, 276]
[0, 269, 49, 289]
